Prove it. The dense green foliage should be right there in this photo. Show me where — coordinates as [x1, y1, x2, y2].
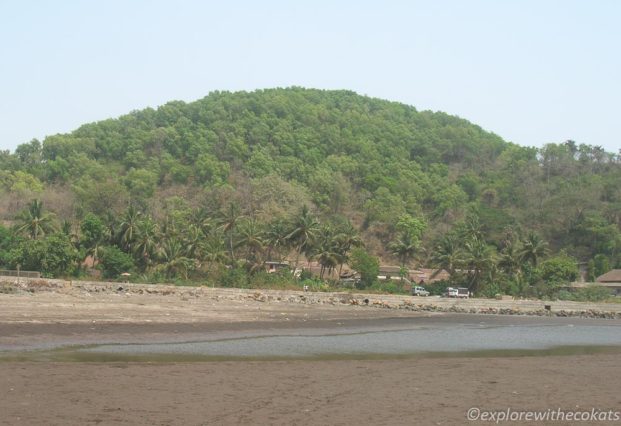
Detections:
[98, 246, 134, 279]
[0, 88, 619, 296]
[349, 248, 380, 288]
[6, 233, 79, 277]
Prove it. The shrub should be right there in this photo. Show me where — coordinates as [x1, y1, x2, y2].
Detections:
[98, 246, 134, 279]
[219, 268, 249, 288]
[368, 280, 408, 295]
[349, 248, 379, 289]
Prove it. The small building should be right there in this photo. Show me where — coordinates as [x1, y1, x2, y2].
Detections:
[596, 270, 621, 296]
[416, 268, 451, 284]
[264, 261, 290, 273]
[375, 266, 450, 285]
[377, 265, 407, 280]
[596, 269, 621, 284]
[302, 261, 354, 280]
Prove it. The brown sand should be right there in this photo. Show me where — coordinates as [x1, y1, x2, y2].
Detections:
[1, 290, 621, 425]
[1, 356, 621, 425]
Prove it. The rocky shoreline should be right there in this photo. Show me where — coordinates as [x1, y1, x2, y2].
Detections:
[2, 276, 621, 320]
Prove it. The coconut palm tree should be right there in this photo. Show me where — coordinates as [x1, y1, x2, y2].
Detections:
[118, 205, 142, 252]
[61, 219, 79, 245]
[103, 211, 117, 245]
[183, 224, 204, 260]
[388, 230, 420, 269]
[430, 234, 463, 279]
[191, 207, 215, 235]
[15, 199, 56, 239]
[333, 221, 363, 276]
[309, 225, 342, 280]
[201, 230, 229, 273]
[218, 202, 244, 262]
[237, 218, 266, 272]
[264, 218, 290, 262]
[286, 205, 320, 272]
[498, 239, 522, 276]
[156, 237, 194, 279]
[463, 236, 495, 292]
[132, 218, 159, 270]
[519, 232, 548, 267]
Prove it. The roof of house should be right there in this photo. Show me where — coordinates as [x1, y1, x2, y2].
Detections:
[417, 268, 451, 282]
[378, 266, 405, 275]
[569, 281, 621, 289]
[596, 269, 621, 283]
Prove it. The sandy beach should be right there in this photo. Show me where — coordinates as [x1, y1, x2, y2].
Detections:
[1, 283, 621, 425]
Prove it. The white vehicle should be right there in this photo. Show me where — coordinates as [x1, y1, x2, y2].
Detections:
[412, 286, 430, 296]
[457, 287, 470, 298]
[444, 287, 459, 297]
[444, 287, 469, 298]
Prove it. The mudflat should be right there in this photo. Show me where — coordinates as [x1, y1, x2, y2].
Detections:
[2, 355, 621, 425]
[1, 288, 621, 425]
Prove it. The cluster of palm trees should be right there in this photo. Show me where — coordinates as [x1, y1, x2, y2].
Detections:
[431, 219, 549, 293]
[115, 203, 365, 280]
[13, 200, 364, 280]
[12, 200, 551, 293]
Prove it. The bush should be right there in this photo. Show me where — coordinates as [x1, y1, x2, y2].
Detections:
[368, 280, 408, 294]
[424, 280, 451, 296]
[576, 286, 612, 302]
[536, 253, 579, 285]
[8, 233, 79, 277]
[349, 248, 379, 289]
[248, 270, 298, 290]
[219, 268, 249, 288]
[300, 278, 332, 292]
[98, 246, 134, 279]
[478, 281, 503, 298]
[553, 286, 610, 302]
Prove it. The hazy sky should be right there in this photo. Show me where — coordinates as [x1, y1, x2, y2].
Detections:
[1, 0, 620, 152]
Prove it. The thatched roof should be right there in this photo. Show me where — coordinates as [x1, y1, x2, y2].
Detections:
[596, 269, 621, 283]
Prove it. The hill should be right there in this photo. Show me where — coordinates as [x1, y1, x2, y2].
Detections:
[0, 88, 619, 295]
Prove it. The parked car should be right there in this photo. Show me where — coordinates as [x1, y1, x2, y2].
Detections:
[444, 287, 470, 298]
[444, 287, 459, 297]
[412, 286, 430, 296]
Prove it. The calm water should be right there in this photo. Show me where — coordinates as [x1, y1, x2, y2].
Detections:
[79, 321, 621, 359]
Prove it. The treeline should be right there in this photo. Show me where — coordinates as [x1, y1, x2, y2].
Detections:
[0, 88, 619, 294]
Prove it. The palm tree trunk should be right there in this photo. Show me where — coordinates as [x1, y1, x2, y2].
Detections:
[228, 232, 235, 262]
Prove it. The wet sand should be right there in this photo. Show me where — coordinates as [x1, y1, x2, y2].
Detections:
[2, 355, 621, 425]
[2, 290, 621, 425]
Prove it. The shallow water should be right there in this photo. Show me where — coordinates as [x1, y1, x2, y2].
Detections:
[3, 316, 621, 362]
[75, 321, 621, 360]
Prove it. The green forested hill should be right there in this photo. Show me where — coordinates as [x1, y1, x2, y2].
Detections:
[1, 88, 619, 295]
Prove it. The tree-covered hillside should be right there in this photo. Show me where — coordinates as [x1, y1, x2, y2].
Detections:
[1, 88, 619, 295]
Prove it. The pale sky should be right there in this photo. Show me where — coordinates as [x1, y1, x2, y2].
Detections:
[1, 0, 620, 153]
